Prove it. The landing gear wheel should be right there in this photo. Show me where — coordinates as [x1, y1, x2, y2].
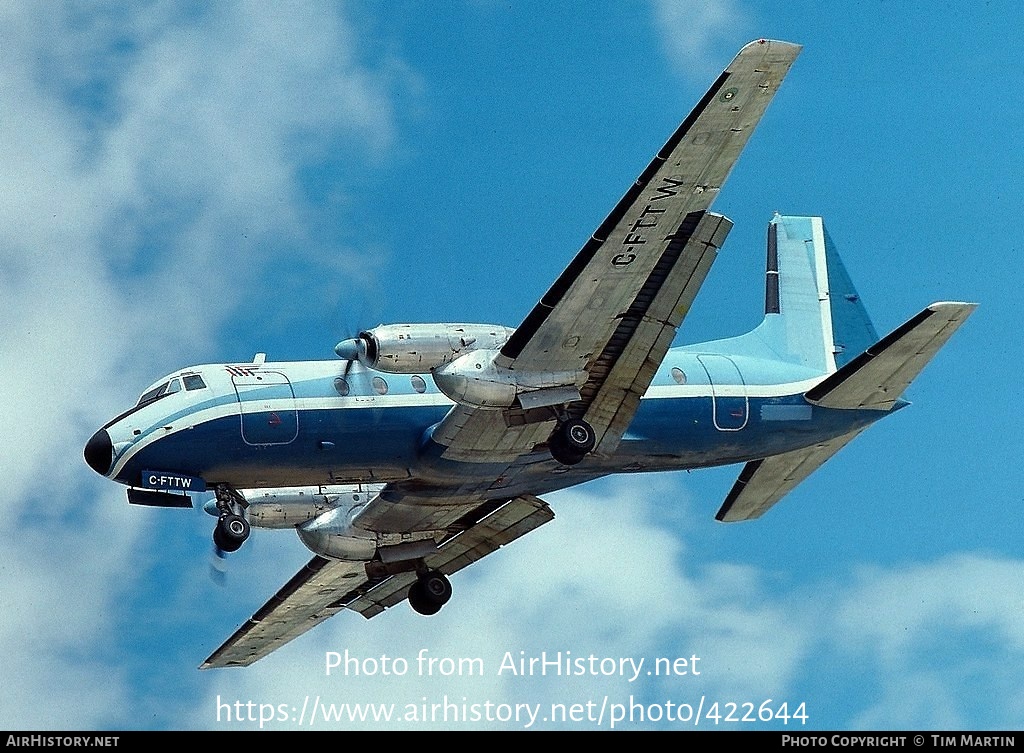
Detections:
[420, 570, 453, 605]
[408, 581, 442, 615]
[549, 418, 595, 465]
[407, 570, 452, 615]
[214, 513, 250, 553]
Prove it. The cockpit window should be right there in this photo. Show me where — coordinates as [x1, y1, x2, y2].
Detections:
[137, 382, 168, 406]
[183, 374, 207, 391]
[136, 378, 182, 407]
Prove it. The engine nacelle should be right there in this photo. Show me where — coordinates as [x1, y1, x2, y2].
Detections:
[335, 323, 515, 374]
[296, 506, 377, 561]
[241, 485, 382, 529]
[432, 349, 585, 409]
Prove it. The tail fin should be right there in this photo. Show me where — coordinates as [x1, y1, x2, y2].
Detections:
[695, 215, 878, 377]
[760, 215, 879, 372]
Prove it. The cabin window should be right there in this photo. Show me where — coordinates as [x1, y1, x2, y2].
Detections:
[333, 377, 350, 397]
[372, 376, 389, 395]
[411, 375, 427, 394]
[671, 367, 687, 385]
[183, 374, 207, 391]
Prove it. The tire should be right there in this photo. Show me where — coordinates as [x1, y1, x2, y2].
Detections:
[420, 570, 453, 606]
[215, 513, 249, 552]
[549, 418, 595, 465]
[408, 581, 443, 616]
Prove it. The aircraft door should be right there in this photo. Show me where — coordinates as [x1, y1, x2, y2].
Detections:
[232, 372, 299, 445]
[697, 355, 748, 431]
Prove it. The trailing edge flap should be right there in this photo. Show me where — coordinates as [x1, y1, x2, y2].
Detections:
[200, 495, 553, 669]
[716, 427, 867, 522]
[805, 302, 976, 410]
[344, 494, 554, 617]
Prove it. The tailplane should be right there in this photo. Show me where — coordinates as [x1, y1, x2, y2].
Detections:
[805, 301, 976, 410]
[712, 217, 976, 522]
[716, 301, 975, 522]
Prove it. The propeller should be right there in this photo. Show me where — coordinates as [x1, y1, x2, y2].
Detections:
[334, 337, 362, 361]
[208, 542, 229, 586]
[333, 335, 362, 388]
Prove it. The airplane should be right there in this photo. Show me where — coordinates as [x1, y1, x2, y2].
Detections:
[83, 39, 975, 669]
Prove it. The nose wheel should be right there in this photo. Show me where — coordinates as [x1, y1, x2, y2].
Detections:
[213, 484, 250, 553]
[214, 513, 250, 553]
[407, 569, 452, 616]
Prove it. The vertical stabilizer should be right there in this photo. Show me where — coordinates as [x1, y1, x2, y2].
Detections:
[763, 215, 878, 372]
[818, 220, 879, 368]
[693, 216, 878, 378]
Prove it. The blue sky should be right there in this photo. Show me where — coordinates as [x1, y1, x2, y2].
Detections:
[2, 0, 1022, 731]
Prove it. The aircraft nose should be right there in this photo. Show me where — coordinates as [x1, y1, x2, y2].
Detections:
[84, 428, 113, 476]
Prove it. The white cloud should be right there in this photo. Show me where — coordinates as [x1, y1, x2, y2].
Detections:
[190, 480, 1024, 730]
[835, 554, 1024, 728]
[650, 0, 750, 79]
[0, 1, 402, 729]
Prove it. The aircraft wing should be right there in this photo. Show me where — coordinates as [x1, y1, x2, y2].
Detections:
[201, 495, 552, 668]
[433, 40, 800, 462]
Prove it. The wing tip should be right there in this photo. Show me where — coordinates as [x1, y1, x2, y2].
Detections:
[927, 300, 979, 314]
[737, 38, 803, 58]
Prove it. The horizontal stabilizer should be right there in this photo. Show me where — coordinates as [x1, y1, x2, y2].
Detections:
[805, 302, 976, 410]
[716, 427, 866, 522]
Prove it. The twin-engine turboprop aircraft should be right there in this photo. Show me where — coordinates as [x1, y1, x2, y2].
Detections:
[84, 40, 975, 668]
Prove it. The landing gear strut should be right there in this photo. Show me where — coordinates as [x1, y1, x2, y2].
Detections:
[407, 568, 452, 616]
[549, 417, 596, 466]
[213, 484, 250, 553]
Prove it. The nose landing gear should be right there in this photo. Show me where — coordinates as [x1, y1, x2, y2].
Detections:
[213, 485, 250, 553]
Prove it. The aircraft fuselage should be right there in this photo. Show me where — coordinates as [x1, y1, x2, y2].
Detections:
[85, 348, 885, 499]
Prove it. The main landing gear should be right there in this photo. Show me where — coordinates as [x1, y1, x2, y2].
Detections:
[213, 484, 250, 553]
[407, 566, 452, 616]
[548, 417, 596, 466]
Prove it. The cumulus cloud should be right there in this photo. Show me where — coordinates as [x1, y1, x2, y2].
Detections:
[195, 481, 1024, 730]
[0, 1, 402, 728]
[835, 554, 1024, 728]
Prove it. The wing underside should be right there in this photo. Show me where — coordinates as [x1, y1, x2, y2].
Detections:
[200, 495, 553, 669]
[432, 39, 801, 465]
